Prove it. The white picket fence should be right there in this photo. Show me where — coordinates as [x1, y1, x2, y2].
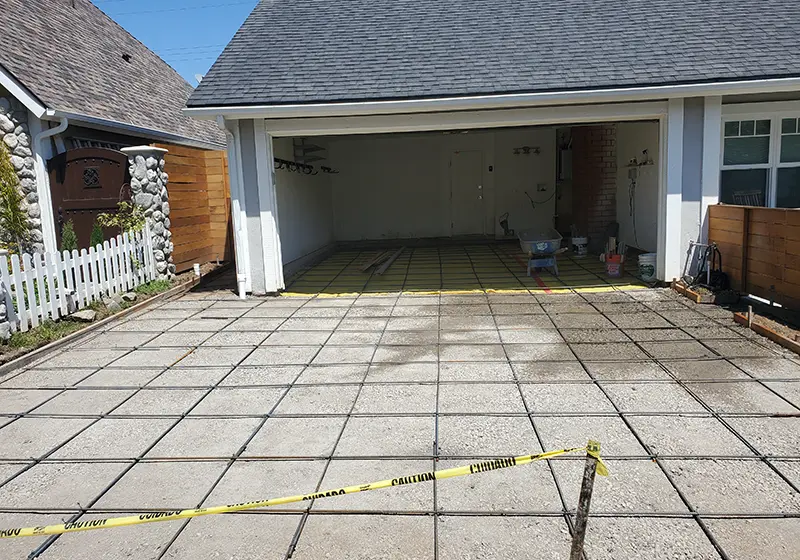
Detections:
[0, 223, 157, 332]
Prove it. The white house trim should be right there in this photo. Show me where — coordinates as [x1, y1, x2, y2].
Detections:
[218, 117, 250, 298]
[262, 102, 668, 137]
[0, 66, 47, 118]
[32, 116, 68, 254]
[658, 99, 684, 282]
[45, 110, 225, 151]
[185, 77, 800, 121]
[231, 123, 253, 293]
[718, 100, 800, 209]
[721, 100, 800, 117]
[253, 119, 284, 293]
[701, 96, 722, 241]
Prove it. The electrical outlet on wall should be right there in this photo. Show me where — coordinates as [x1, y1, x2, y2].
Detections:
[537, 183, 548, 192]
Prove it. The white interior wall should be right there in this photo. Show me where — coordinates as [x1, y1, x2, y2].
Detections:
[326, 127, 556, 241]
[327, 133, 455, 240]
[273, 137, 335, 267]
[616, 121, 660, 253]
[492, 128, 557, 235]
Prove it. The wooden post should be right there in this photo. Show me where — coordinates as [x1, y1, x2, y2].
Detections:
[740, 207, 749, 293]
[569, 441, 601, 560]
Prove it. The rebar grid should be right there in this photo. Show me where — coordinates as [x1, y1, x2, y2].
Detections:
[0, 245, 797, 559]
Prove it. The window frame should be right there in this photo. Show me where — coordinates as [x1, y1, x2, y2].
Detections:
[721, 109, 800, 207]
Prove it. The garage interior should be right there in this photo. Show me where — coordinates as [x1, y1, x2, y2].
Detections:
[273, 121, 661, 295]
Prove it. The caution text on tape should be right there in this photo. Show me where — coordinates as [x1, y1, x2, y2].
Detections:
[0, 441, 607, 539]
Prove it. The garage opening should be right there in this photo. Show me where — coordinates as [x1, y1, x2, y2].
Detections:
[273, 121, 660, 295]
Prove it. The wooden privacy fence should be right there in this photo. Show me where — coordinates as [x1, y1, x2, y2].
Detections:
[708, 205, 800, 309]
[0, 224, 156, 332]
[154, 143, 232, 273]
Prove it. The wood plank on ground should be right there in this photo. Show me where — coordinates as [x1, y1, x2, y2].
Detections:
[376, 247, 405, 275]
[360, 251, 391, 272]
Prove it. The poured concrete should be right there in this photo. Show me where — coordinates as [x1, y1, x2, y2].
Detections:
[0, 277, 797, 559]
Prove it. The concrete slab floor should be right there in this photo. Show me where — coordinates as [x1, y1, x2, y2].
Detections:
[1, 368, 96, 388]
[1, 279, 798, 559]
[314, 459, 433, 512]
[437, 459, 561, 512]
[205, 460, 327, 512]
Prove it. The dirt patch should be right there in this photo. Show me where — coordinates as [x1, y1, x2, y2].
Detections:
[749, 313, 799, 343]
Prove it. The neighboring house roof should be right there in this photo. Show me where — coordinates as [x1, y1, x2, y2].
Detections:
[0, 0, 224, 147]
[188, 0, 800, 108]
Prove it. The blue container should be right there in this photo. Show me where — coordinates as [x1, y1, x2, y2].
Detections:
[518, 228, 563, 255]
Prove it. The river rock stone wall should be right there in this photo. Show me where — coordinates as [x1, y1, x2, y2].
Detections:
[121, 146, 174, 279]
[0, 87, 43, 253]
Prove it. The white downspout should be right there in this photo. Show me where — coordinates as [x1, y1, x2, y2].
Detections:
[217, 116, 248, 299]
[33, 115, 68, 253]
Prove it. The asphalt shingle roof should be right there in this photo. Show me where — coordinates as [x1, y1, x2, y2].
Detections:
[1, 0, 224, 147]
[188, 0, 800, 108]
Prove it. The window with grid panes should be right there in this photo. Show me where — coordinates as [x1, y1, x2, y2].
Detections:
[720, 119, 771, 206]
[778, 118, 800, 208]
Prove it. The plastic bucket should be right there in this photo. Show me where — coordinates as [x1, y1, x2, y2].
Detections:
[638, 253, 657, 282]
[572, 236, 588, 257]
[606, 254, 623, 278]
[606, 262, 623, 277]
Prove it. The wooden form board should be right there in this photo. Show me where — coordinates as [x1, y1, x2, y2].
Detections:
[708, 205, 800, 309]
[154, 143, 232, 272]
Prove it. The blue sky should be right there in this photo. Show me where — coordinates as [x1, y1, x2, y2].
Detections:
[91, 0, 259, 86]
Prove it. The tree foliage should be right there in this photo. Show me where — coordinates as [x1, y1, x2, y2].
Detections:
[97, 201, 145, 234]
[60, 219, 78, 251]
[0, 143, 29, 253]
[90, 220, 105, 248]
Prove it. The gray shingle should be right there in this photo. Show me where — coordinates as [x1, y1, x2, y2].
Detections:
[188, 0, 800, 107]
[1, 0, 224, 146]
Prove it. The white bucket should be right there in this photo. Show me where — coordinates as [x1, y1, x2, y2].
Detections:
[638, 253, 657, 282]
[572, 236, 588, 257]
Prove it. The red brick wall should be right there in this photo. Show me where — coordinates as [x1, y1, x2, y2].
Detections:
[571, 125, 617, 249]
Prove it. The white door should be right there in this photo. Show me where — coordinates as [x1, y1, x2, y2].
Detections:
[450, 151, 484, 236]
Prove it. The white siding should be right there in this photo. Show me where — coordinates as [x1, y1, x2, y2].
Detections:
[492, 127, 558, 236]
[326, 127, 556, 241]
[616, 121, 660, 253]
[273, 138, 335, 267]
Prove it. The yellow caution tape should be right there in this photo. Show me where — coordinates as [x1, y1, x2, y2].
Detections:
[0, 442, 607, 539]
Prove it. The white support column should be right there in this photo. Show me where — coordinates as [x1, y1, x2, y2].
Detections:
[254, 120, 285, 293]
[236, 119, 284, 294]
[221, 119, 252, 296]
[658, 98, 684, 282]
[701, 96, 722, 242]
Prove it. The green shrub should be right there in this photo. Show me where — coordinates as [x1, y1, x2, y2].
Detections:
[90, 221, 104, 248]
[134, 279, 172, 296]
[61, 219, 78, 251]
[0, 143, 29, 253]
[9, 319, 82, 349]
